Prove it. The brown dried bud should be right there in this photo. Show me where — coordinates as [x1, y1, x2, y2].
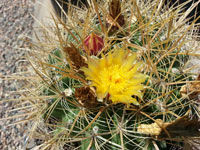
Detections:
[107, 0, 125, 32]
[109, 0, 121, 18]
[63, 43, 87, 72]
[75, 87, 97, 108]
[159, 116, 200, 138]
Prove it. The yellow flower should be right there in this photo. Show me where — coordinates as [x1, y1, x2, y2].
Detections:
[81, 48, 146, 105]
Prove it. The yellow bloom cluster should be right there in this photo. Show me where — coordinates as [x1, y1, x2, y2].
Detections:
[81, 48, 146, 105]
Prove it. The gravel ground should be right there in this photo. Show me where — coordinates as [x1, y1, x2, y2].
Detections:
[0, 0, 35, 149]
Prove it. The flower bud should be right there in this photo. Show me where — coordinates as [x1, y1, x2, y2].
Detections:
[84, 32, 104, 55]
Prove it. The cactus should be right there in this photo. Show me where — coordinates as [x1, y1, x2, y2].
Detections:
[7, 0, 200, 149]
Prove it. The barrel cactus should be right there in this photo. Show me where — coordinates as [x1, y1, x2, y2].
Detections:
[12, 0, 200, 149]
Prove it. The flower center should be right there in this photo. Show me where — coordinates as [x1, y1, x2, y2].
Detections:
[100, 65, 126, 93]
